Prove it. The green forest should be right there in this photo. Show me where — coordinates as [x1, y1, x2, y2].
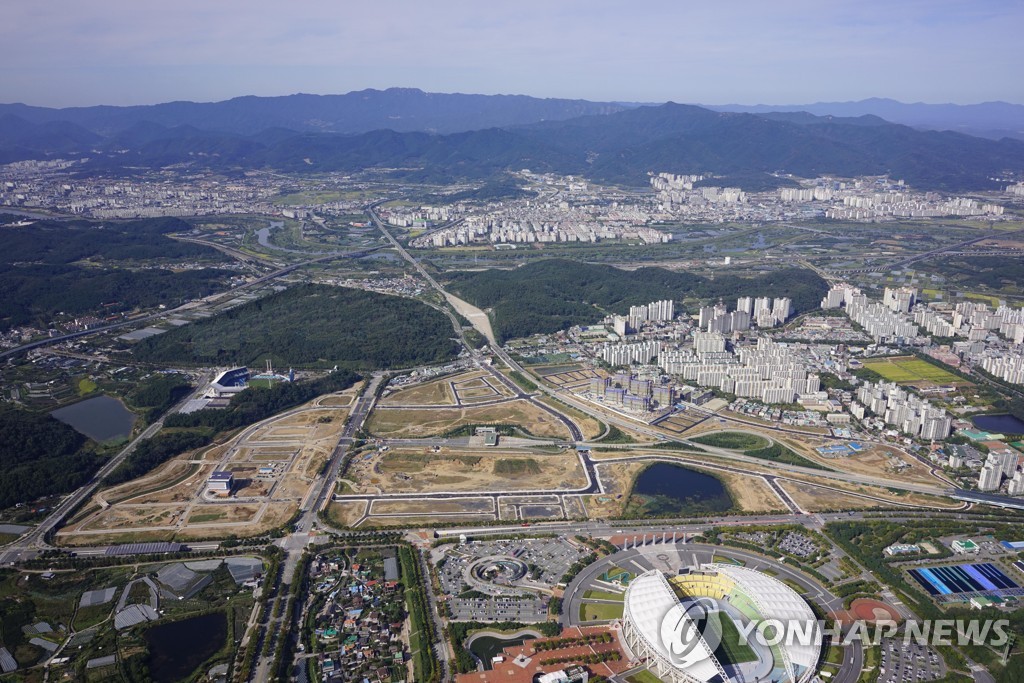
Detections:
[134, 284, 460, 369]
[0, 406, 98, 509]
[0, 216, 231, 330]
[916, 255, 1024, 296]
[446, 259, 828, 342]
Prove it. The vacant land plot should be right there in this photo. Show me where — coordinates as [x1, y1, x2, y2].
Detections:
[367, 400, 571, 439]
[381, 376, 456, 406]
[796, 441, 941, 486]
[779, 480, 890, 512]
[355, 447, 586, 493]
[186, 504, 261, 525]
[325, 500, 369, 527]
[536, 396, 605, 441]
[862, 356, 965, 386]
[656, 412, 703, 435]
[369, 499, 494, 515]
[57, 398, 350, 544]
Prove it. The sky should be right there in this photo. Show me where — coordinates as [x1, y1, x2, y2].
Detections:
[2, 0, 1022, 108]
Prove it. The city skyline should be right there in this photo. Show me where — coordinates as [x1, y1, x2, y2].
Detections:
[2, 0, 1022, 108]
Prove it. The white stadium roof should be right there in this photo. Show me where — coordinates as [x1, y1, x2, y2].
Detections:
[623, 570, 726, 683]
[713, 564, 820, 677]
[622, 565, 821, 683]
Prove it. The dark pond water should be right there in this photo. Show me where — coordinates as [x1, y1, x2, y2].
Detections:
[972, 414, 1024, 434]
[629, 462, 733, 516]
[145, 612, 227, 683]
[50, 395, 136, 442]
[469, 633, 536, 669]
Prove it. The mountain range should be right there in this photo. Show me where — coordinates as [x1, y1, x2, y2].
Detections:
[1, 88, 1022, 192]
[709, 98, 1024, 141]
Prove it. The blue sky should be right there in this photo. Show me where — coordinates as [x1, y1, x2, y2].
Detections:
[2, 0, 1021, 107]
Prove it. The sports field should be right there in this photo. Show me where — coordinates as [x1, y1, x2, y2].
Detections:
[861, 356, 964, 385]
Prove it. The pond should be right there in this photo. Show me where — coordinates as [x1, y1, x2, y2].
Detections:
[972, 414, 1024, 434]
[50, 395, 136, 442]
[144, 612, 227, 683]
[627, 462, 734, 517]
[468, 633, 537, 669]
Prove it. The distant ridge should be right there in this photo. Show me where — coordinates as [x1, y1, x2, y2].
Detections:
[707, 98, 1024, 140]
[1, 89, 1022, 192]
[0, 88, 629, 136]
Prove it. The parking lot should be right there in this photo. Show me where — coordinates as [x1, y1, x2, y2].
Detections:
[435, 536, 588, 624]
[878, 637, 945, 683]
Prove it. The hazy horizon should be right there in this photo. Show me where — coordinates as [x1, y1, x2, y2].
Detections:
[2, 1, 1021, 108]
[2, 87, 1023, 110]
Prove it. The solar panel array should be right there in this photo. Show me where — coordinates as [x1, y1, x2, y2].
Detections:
[105, 542, 185, 556]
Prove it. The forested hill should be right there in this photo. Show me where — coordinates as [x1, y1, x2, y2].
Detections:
[0, 216, 232, 331]
[446, 259, 827, 343]
[133, 284, 460, 369]
[0, 405, 95, 510]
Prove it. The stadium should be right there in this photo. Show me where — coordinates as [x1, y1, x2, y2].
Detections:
[621, 566, 821, 683]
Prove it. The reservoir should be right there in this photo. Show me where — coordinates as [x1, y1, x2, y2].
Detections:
[628, 462, 733, 516]
[144, 612, 227, 683]
[51, 395, 136, 442]
[972, 414, 1024, 434]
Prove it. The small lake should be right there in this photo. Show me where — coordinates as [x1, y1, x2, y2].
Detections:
[469, 633, 536, 669]
[51, 395, 136, 442]
[972, 414, 1024, 434]
[145, 612, 227, 683]
[628, 462, 733, 516]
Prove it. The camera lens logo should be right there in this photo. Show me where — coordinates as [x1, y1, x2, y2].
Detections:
[659, 602, 723, 668]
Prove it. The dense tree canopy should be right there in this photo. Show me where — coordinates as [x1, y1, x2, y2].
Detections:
[447, 259, 827, 342]
[134, 284, 460, 369]
[0, 406, 97, 509]
[0, 216, 231, 330]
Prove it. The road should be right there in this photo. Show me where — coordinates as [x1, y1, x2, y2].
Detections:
[0, 373, 212, 565]
[254, 373, 384, 682]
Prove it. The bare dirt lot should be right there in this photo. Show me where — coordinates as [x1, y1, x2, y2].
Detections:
[370, 499, 495, 515]
[380, 376, 457, 406]
[350, 446, 586, 493]
[367, 400, 571, 439]
[56, 386, 361, 544]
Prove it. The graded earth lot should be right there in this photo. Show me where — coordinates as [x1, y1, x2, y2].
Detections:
[366, 399, 571, 439]
[56, 386, 359, 544]
[348, 446, 587, 493]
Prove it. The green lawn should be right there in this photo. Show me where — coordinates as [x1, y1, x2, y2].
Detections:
[578, 601, 624, 622]
[690, 431, 769, 450]
[582, 589, 624, 602]
[712, 615, 758, 665]
[627, 670, 664, 683]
